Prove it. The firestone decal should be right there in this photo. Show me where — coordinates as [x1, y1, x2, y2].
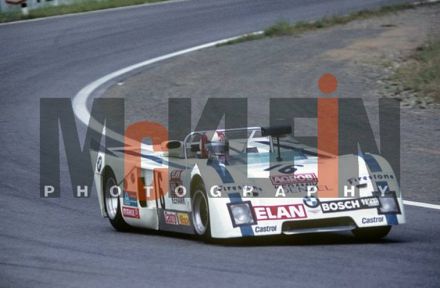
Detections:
[347, 173, 395, 185]
[218, 184, 263, 193]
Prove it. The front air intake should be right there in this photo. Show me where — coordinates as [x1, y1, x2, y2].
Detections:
[282, 217, 356, 235]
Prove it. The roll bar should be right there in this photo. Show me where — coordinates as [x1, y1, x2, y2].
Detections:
[182, 127, 262, 160]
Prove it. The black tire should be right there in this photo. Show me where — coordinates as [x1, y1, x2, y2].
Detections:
[191, 183, 211, 240]
[352, 225, 391, 241]
[103, 169, 131, 232]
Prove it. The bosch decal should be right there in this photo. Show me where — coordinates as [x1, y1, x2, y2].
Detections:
[320, 197, 380, 213]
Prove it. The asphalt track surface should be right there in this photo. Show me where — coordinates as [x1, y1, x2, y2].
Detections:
[1, 0, 439, 287]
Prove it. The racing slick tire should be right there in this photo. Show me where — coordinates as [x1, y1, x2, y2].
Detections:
[191, 184, 211, 241]
[352, 225, 391, 241]
[103, 168, 131, 232]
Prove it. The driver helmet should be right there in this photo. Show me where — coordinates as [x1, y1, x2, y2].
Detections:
[200, 131, 229, 164]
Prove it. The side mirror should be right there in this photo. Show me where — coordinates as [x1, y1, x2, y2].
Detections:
[161, 141, 184, 158]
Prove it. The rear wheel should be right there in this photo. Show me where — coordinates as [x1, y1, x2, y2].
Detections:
[191, 186, 210, 240]
[352, 225, 391, 241]
[103, 169, 131, 231]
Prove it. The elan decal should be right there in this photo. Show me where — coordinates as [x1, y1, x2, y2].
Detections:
[253, 204, 307, 221]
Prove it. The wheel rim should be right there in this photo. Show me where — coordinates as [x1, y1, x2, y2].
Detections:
[104, 176, 118, 220]
[192, 190, 209, 235]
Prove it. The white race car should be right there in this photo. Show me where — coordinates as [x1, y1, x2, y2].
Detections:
[94, 126, 405, 241]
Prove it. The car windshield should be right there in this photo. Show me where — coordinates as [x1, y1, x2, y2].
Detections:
[227, 138, 309, 166]
[186, 128, 314, 165]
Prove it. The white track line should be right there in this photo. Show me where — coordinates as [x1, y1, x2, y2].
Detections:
[72, 1, 440, 211]
[404, 200, 440, 210]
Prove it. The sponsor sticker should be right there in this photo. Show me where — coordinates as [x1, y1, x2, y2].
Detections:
[96, 155, 102, 173]
[177, 212, 190, 226]
[303, 196, 320, 208]
[253, 204, 307, 221]
[320, 196, 380, 213]
[284, 184, 330, 194]
[254, 225, 277, 233]
[219, 184, 263, 193]
[164, 211, 178, 225]
[270, 173, 318, 186]
[123, 191, 138, 207]
[122, 207, 140, 219]
[169, 170, 185, 204]
[170, 170, 183, 180]
[362, 216, 385, 225]
[347, 173, 395, 185]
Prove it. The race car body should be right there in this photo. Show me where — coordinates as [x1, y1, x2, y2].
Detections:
[94, 126, 405, 240]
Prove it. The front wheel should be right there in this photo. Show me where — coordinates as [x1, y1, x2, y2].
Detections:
[191, 186, 211, 240]
[103, 169, 131, 232]
[352, 225, 391, 241]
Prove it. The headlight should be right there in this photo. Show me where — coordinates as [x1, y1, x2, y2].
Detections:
[227, 201, 256, 227]
[374, 191, 401, 214]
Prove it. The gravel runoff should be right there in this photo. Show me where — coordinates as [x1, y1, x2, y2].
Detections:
[104, 5, 440, 204]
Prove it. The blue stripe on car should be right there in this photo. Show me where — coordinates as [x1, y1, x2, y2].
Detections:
[113, 149, 187, 169]
[376, 181, 398, 225]
[361, 153, 398, 225]
[208, 161, 254, 236]
[208, 161, 234, 183]
[362, 153, 382, 172]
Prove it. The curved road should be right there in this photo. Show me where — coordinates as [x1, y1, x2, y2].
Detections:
[1, 0, 438, 287]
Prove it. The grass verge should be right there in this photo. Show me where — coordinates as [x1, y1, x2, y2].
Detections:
[218, 3, 419, 46]
[393, 40, 440, 104]
[0, 0, 167, 23]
